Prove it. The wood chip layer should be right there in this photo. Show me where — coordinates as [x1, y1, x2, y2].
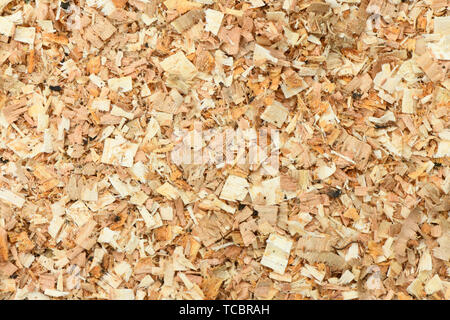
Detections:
[0, 0, 449, 300]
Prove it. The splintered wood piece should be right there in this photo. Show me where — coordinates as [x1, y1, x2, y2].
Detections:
[0, 0, 12, 13]
[156, 182, 179, 200]
[160, 52, 198, 80]
[260, 233, 293, 274]
[416, 52, 446, 82]
[92, 16, 117, 41]
[48, 215, 65, 240]
[101, 136, 139, 168]
[0, 189, 25, 208]
[0, 227, 8, 262]
[75, 220, 98, 250]
[433, 16, 450, 35]
[254, 44, 278, 64]
[0, 17, 14, 37]
[164, 0, 202, 14]
[204, 9, 224, 36]
[297, 170, 311, 190]
[239, 219, 257, 246]
[194, 212, 233, 246]
[315, 163, 336, 180]
[108, 76, 133, 92]
[338, 132, 372, 170]
[42, 33, 69, 45]
[33, 164, 59, 192]
[219, 175, 249, 202]
[159, 205, 173, 221]
[171, 10, 203, 33]
[13, 26, 35, 45]
[260, 101, 289, 128]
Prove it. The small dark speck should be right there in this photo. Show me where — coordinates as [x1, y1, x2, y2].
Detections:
[434, 162, 442, 167]
[114, 215, 121, 222]
[49, 85, 62, 92]
[352, 91, 362, 100]
[327, 188, 342, 199]
[0, 157, 8, 164]
[60, 2, 70, 10]
[238, 204, 245, 210]
[374, 121, 398, 129]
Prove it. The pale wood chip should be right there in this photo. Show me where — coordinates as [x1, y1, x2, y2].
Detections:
[261, 233, 293, 274]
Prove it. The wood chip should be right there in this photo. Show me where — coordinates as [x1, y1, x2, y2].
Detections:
[219, 175, 249, 202]
[261, 233, 293, 275]
[0, 227, 8, 262]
